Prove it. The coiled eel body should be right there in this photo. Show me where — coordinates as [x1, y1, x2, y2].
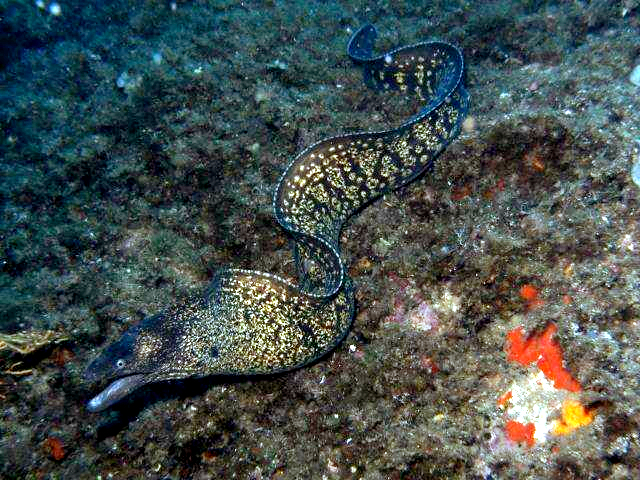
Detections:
[85, 25, 469, 412]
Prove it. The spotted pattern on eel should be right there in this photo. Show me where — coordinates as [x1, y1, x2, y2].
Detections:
[84, 24, 469, 412]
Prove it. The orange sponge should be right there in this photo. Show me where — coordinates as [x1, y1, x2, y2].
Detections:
[519, 284, 544, 309]
[506, 323, 581, 392]
[505, 420, 535, 447]
[552, 399, 594, 435]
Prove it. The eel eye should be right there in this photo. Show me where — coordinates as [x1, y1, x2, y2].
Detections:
[115, 359, 126, 369]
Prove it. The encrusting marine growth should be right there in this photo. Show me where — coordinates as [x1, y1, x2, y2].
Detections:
[84, 25, 469, 411]
[507, 323, 581, 393]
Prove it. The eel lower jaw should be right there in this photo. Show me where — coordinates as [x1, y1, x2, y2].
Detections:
[87, 374, 149, 412]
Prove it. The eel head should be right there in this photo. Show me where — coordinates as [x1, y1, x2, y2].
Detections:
[84, 313, 176, 412]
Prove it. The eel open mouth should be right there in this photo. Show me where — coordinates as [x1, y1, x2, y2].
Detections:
[87, 374, 148, 412]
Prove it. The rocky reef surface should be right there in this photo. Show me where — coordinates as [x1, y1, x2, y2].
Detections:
[1, 0, 640, 478]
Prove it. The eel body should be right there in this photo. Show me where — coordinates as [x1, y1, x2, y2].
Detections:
[85, 24, 469, 411]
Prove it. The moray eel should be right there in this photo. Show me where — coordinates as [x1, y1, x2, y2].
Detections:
[85, 24, 469, 412]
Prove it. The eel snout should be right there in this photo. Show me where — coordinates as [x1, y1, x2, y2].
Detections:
[86, 374, 148, 412]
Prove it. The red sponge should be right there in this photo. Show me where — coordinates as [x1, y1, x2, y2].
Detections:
[506, 323, 581, 392]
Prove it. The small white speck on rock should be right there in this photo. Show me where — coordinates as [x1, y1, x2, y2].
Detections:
[48, 1, 61, 16]
[629, 64, 640, 86]
[631, 159, 640, 188]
